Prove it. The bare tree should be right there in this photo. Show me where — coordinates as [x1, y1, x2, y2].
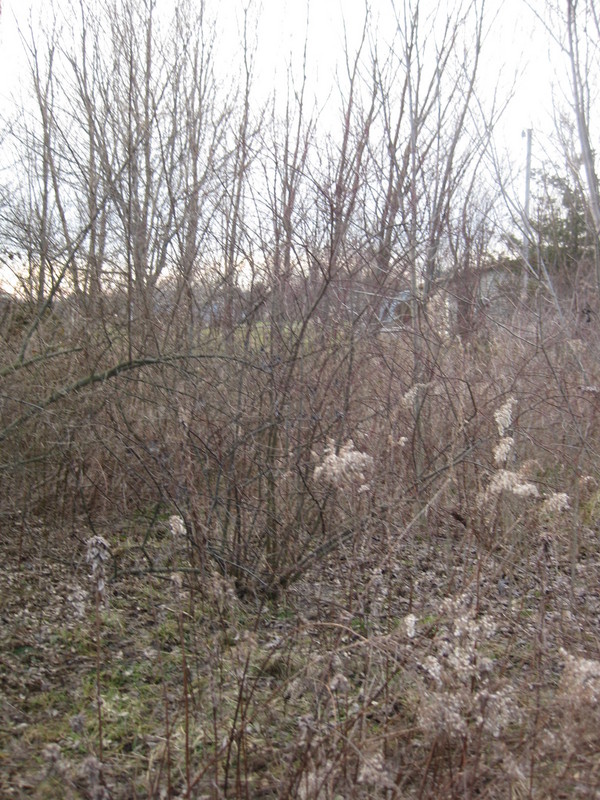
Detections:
[565, 0, 600, 240]
[0, 0, 511, 590]
[527, 0, 600, 289]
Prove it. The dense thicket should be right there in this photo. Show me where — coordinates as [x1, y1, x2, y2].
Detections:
[4, 2, 600, 797]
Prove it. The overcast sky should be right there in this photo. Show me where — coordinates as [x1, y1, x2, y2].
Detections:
[0, 0, 573, 293]
[0, 0, 563, 179]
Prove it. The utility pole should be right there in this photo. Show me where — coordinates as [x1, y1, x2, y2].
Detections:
[522, 128, 533, 300]
[523, 128, 533, 260]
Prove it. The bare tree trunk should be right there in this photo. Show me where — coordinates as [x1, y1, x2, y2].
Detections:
[566, 0, 600, 239]
[531, 0, 600, 290]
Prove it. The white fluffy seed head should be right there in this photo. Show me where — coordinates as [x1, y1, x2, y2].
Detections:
[493, 436, 514, 466]
[314, 439, 374, 490]
[542, 492, 570, 515]
[494, 397, 517, 437]
[169, 515, 186, 537]
[484, 469, 539, 501]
